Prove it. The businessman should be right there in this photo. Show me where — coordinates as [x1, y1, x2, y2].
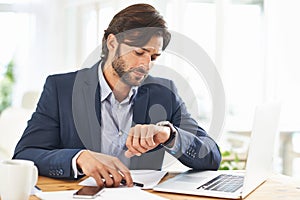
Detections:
[13, 3, 221, 187]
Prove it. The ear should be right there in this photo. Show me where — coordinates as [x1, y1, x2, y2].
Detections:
[106, 34, 119, 52]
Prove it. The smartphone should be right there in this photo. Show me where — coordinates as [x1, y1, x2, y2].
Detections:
[73, 186, 104, 199]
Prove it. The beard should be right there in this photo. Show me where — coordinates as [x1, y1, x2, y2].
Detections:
[112, 56, 148, 86]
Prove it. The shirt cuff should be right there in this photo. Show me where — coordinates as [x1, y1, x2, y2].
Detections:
[72, 150, 86, 178]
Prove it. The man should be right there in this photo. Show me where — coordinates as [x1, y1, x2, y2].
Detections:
[13, 4, 221, 187]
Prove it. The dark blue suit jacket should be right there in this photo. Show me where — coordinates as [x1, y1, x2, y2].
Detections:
[13, 62, 221, 179]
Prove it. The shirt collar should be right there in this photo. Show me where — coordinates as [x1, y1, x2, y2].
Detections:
[98, 63, 138, 103]
[98, 63, 112, 102]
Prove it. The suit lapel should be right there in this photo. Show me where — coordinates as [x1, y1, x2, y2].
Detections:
[82, 62, 101, 126]
[82, 82, 101, 152]
[73, 61, 102, 152]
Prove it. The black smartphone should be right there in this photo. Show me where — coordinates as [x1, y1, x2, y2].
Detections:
[73, 186, 104, 199]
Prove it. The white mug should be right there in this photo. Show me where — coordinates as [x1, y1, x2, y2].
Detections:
[0, 159, 38, 200]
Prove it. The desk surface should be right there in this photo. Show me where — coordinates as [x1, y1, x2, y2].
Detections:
[29, 173, 300, 200]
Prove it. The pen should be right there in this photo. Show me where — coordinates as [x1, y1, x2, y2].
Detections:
[121, 179, 144, 187]
[35, 185, 42, 191]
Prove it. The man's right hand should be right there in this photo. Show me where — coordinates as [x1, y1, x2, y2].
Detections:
[76, 150, 133, 187]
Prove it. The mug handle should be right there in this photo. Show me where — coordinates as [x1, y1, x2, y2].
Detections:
[31, 165, 38, 188]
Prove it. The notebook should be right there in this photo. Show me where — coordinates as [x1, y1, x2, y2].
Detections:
[154, 103, 281, 199]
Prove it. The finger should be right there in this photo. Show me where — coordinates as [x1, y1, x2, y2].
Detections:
[124, 150, 135, 158]
[126, 138, 141, 155]
[126, 129, 140, 155]
[140, 126, 151, 150]
[132, 126, 147, 154]
[91, 172, 105, 187]
[113, 161, 133, 187]
[99, 168, 114, 187]
[122, 170, 133, 187]
[146, 125, 156, 146]
[132, 126, 141, 152]
[107, 168, 123, 187]
[125, 128, 134, 150]
[127, 127, 142, 156]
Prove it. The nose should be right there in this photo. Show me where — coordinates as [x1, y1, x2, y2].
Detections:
[138, 53, 151, 69]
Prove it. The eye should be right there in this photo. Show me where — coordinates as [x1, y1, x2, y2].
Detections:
[134, 50, 144, 56]
[151, 55, 157, 61]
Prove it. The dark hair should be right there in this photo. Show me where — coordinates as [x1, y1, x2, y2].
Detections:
[101, 3, 171, 63]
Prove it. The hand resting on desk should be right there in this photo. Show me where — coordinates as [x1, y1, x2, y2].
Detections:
[76, 150, 133, 188]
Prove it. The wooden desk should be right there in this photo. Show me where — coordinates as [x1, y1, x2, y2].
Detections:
[29, 173, 300, 200]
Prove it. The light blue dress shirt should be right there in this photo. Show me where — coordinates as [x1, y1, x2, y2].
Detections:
[98, 65, 138, 167]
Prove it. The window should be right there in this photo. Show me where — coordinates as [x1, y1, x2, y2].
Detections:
[222, 2, 264, 130]
[0, 9, 35, 105]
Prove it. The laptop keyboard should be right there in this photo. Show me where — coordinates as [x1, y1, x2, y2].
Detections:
[197, 174, 244, 193]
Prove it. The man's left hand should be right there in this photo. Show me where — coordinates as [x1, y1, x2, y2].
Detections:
[124, 124, 170, 158]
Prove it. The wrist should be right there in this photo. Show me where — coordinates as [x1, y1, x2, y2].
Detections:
[76, 150, 88, 171]
[156, 121, 177, 146]
[72, 150, 86, 178]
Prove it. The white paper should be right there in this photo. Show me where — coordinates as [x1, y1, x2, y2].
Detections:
[35, 188, 168, 200]
[99, 188, 168, 199]
[79, 170, 167, 189]
[130, 170, 168, 189]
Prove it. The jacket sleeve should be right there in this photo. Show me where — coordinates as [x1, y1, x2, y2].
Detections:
[164, 80, 222, 170]
[13, 75, 83, 179]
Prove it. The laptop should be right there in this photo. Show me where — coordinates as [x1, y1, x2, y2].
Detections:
[154, 103, 281, 199]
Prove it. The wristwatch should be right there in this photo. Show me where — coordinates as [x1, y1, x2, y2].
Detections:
[156, 121, 177, 146]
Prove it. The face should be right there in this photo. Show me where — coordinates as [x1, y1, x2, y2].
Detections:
[111, 36, 163, 86]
